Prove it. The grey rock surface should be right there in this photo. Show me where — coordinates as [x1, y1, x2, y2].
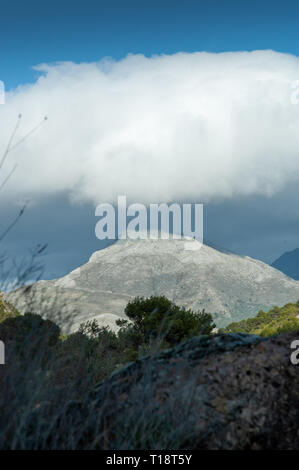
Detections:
[87, 332, 299, 449]
[6, 237, 299, 333]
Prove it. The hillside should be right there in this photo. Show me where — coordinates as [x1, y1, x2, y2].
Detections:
[220, 300, 299, 336]
[272, 248, 299, 280]
[5, 237, 299, 332]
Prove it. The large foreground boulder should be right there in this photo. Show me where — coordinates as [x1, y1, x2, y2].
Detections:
[86, 332, 299, 449]
[2, 330, 298, 449]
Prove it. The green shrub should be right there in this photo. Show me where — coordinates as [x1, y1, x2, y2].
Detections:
[121, 295, 215, 348]
[220, 301, 299, 337]
[0, 312, 60, 349]
[0, 294, 20, 323]
[0, 295, 216, 449]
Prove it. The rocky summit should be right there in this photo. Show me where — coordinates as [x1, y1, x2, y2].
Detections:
[6, 237, 299, 333]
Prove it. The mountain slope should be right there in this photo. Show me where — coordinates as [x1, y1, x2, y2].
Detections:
[220, 300, 299, 336]
[272, 248, 299, 280]
[6, 237, 299, 333]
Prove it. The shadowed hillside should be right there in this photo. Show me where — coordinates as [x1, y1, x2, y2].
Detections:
[272, 248, 299, 280]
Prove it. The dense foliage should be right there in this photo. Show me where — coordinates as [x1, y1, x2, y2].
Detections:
[79, 295, 216, 365]
[0, 295, 298, 449]
[120, 295, 215, 354]
[219, 300, 299, 336]
[0, 296, 215, 448]
[0, 295, 215, 386]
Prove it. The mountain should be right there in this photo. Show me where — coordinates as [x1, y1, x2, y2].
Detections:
[272, 248, 299, 280]
[5, 237, 299, 333]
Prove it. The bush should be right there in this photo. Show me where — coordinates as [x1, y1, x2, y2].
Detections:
[220, 301, 299, 337]
[0, 312, 60, 352]
[120, 295, 216, 348]
[0, 296, 215, 449]
[0, 294, 20, 323]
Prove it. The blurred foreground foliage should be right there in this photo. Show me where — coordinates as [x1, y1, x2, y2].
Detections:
[0, 295, 215, 449]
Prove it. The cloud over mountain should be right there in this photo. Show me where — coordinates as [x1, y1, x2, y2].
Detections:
[2, 50, 299, 205]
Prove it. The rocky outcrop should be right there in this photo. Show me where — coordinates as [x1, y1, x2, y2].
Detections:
[86, 332, 299, 449]
[6, 238, 299, 333]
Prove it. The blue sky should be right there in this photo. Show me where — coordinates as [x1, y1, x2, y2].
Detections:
[2, 0, 299, 90]
[2, 0, 299, 280]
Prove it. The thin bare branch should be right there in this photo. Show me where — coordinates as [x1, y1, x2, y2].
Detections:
[0, 114, 22, 172]
[0, 203, 27, 244]
[0, 163, 18, 192]
[8, 116, 48, 154]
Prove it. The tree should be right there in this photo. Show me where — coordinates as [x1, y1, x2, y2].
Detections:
[118, 295, 216, 347]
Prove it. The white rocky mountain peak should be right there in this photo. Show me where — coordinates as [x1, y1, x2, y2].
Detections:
[6, 237, 299, 333]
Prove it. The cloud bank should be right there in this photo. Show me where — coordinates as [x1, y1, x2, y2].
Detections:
[2, 50, 299, 205]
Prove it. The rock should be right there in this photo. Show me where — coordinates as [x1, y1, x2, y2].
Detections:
[85, 332, 299, 449]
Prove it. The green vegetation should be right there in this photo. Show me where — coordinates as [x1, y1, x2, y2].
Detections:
[0, 295, 215, 385]
[118, 295, 215, 359]
[0, 294, 20, 323]
[219, 300, 299, 336]
[0, 295, 215, 449]
[74, 296, 215, 372]
[1, 295, 298, 449]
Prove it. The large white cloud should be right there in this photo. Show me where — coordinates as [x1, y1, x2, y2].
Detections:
[1, 50, 299, 205]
